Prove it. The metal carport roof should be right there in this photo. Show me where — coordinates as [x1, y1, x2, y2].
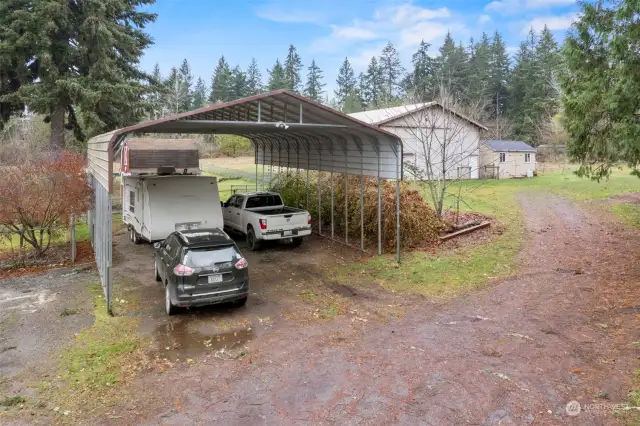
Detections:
[86, 90, 404, 314]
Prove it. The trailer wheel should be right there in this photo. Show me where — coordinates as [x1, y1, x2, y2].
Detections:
[247, 228, 261, 251]
[129, 227, 134, 242]
[132, 230, 141, 245]
[154, 258, 161, 282]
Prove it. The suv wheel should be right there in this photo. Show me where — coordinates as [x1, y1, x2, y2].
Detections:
[233, 297, 247, 307]
[165, 284, 178, 315]
[154, 258, 161, 282]
[247, 228, 261, 251]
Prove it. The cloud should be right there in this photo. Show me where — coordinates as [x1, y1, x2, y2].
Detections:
[255, 3, 324, 23]
[310, 1, 461, 69]
[330, 22, 378, 40]
[478, 14, 491, 25]
[485, 0, 575, 15]
[522, 12, 577, 34]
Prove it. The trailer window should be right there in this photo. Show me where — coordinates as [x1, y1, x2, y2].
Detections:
[245, 194, 284, 208]
[129, 191, 135, 213]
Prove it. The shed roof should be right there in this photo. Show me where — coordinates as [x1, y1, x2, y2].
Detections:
[127, 138, 198, 150]
[349, 102, 488, 130]
[484, 140, 536, 152]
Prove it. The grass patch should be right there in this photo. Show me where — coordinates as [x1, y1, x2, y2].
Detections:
[60, 308, 78, 317]
[42, 282, 143, 414]
[340, 167, 640, 298]
[610, 203, 640, 228]
[0, 396, 26, 407]
[298, 290, 349, 319]
[201, 171, 256, 201]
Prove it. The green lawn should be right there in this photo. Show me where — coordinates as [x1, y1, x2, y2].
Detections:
[339, 167, 640, 298]
[201, 171, 257, 201]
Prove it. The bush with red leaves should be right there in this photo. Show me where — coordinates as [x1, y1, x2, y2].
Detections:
[0, 151, 92, 255]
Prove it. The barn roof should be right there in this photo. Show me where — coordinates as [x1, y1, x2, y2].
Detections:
[484, 140, 536, 152]
[348, 102, 488, 130]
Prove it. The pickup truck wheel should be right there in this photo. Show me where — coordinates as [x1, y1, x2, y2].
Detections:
[291, 237, 303, 247]
[247, 228, 261, 251]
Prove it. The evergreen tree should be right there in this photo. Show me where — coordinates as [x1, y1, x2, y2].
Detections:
[508, 30, 537, 141]
[164, 67, 187, 114]
[561, 0, 640, 177]
[362, 57, 384, 108]
[335, 57, 356, 107]
[488, 31, 510, 119]
[148, 63, 165, 119]
[467, 33, 491, 110]
[405, 40, 437, 101]
[437, 32, 469, 102]
[304, 59, 325, 102]
[0, 0, 37, 130]
[267, 59, 287, 91]
[210, 56, 233, 103]
[191, 77, 208, 109]
[379, 42, 405, 105]
[343, 91, 364, 114]
[1, 0, 157, 148]
[178, 59, 193, 112]
[230, 66, 248, 100]
[246, 58, 263, 96]
[283, 45, 303, 92]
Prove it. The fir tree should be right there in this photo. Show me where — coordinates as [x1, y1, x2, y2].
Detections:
[230, 66, 248, 100]
[488, 31, 510, 119]
[2, 0, 157, 148]
[210, 56, 233, 103]
[191, 77, 208, 109]
[267, 59, 287, 91]
[361, 57, 384, 108]
[283, 45, 303, 92]
[405, 40, 437, 101]
[246, 58, 263, 96]
[178, 59, 193, 112]
[467, 33, 491, 112]
[561, 0, 640, 177]
[335, 57, 356, 107]
[304, 59, 325, 102]
[378, 42, 405, 104]
[148, 63, 165, 119]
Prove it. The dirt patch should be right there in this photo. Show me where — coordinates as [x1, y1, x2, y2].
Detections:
[608, 191, 640, 204]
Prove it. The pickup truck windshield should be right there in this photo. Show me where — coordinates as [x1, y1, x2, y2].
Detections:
[245, 194, 283, 208]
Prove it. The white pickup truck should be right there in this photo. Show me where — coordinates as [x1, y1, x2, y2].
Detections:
[222, 192, 312, 250]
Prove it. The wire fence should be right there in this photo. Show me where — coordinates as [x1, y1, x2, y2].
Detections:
[0, 216, 88, 266]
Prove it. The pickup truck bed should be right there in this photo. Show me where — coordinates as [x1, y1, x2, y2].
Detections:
[222, 192, 312, 251]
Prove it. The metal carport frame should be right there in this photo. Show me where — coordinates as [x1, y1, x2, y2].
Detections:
[87, 90, 403, 314]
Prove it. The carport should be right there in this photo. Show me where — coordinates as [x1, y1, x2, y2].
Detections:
[87, 90, 403, 313]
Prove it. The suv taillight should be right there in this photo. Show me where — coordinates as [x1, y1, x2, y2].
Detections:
[307, 214, 311, 225]
[259, 219, 267, 230]
[235, 258, 248, 269]
[174, 264, 195, 276]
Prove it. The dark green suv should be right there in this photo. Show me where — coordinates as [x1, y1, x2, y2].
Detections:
[154, 228, 249, 315]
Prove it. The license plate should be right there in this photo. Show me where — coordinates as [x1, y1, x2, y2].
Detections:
[283, 230, 292, 236]
[208, 274, 223, 284]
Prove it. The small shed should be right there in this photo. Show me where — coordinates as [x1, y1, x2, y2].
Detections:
[479, 140, 536, 179]
[121, 138, 200, 175]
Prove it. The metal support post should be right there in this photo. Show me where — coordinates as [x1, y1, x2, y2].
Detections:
[344, 155, 348, 244]
[360, 156, 364, 252]
[377, 153, 382, 256]
[396, 151, 401, 264]
[331, 154, 334, 240]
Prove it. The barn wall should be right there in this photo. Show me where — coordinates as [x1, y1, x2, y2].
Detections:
[379, 108, 481, 180]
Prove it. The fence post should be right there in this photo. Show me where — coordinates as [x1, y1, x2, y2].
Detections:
[70, 215, 76, 264]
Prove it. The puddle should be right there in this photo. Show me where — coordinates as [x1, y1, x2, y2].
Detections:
[151, 320, 253, 361]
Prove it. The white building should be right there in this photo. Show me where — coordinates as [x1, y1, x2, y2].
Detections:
[350, 103, 488, 180]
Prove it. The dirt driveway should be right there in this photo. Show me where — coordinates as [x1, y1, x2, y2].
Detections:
[2, 192, 640, 425]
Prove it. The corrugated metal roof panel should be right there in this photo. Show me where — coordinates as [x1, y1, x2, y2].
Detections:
[349, 104, 431, 124]
[484, 140, 536, 152]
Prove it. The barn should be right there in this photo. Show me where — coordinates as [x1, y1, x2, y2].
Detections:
[349, 103, 488, 180]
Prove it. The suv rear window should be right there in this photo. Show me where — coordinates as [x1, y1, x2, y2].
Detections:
[245, 194, 283, 208]
[182, 246, 240, 267]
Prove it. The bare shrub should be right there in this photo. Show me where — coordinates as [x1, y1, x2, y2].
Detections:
[270, 172, 443, 250]
[0, 151, 93, 256]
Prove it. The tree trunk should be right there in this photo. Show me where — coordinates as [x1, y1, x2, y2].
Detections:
[50, 100, 66, 150]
